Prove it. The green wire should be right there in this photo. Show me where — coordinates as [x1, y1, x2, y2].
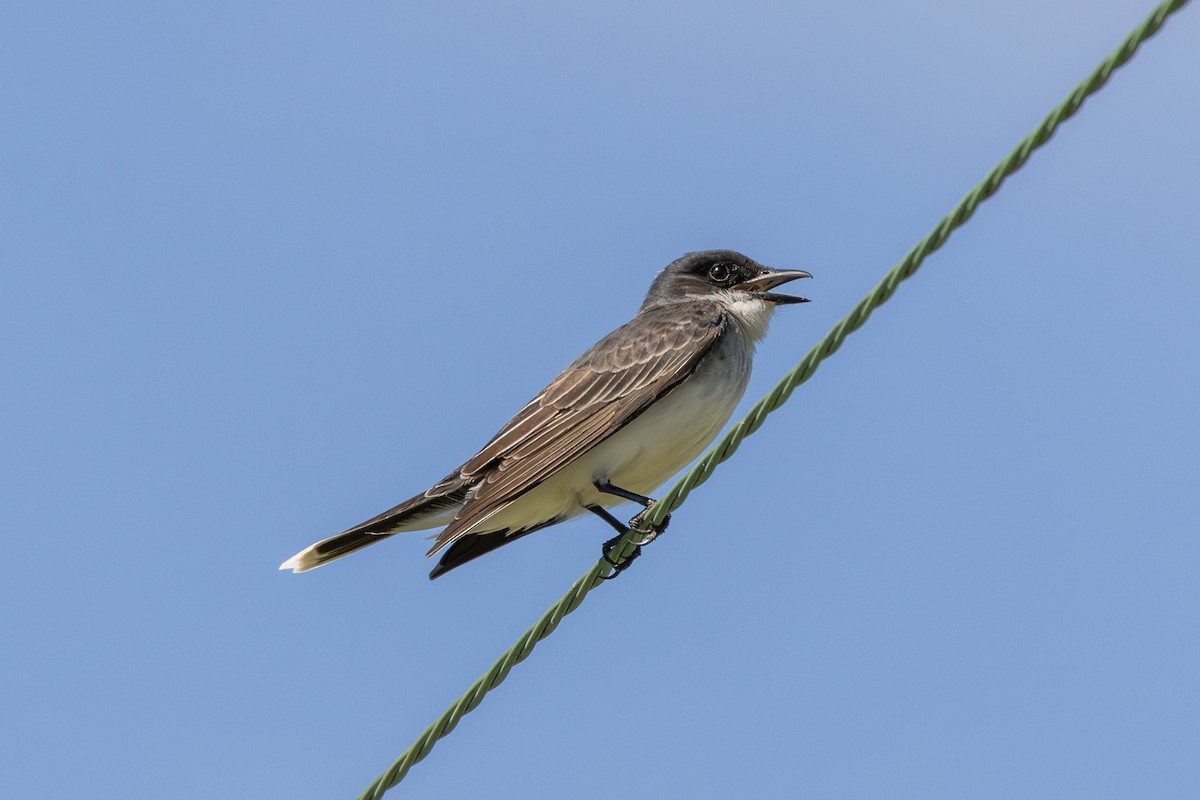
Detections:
[356, 2, 1192, 796]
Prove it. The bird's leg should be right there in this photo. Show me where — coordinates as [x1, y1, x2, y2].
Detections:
[593, 478, 672, 543]
[587, 503, 630, 537]
[589, 479, 672, 579]
[586, 504, 640, 578]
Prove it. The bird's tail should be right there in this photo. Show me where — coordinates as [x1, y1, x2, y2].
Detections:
[278, 529, 397, 573]
[279, 480, 470, 573]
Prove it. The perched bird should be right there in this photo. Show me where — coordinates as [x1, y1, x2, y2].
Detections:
[280, 250, 811, 579]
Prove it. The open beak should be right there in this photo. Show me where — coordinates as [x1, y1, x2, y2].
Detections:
[733, 267, 813, 305]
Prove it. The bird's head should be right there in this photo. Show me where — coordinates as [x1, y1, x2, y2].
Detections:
[642, 250, 812, 311]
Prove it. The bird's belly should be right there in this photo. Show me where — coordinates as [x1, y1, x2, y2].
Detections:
[590, 364, 744, 496]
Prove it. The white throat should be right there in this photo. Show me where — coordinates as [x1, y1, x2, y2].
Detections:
[716, 290, 776, 342]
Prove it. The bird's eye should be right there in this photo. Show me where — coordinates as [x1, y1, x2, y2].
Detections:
[708, 263, 731, 283]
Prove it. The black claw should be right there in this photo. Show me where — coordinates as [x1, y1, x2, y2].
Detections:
[601, 533, 622, 560]
[600, 535, 642, 579]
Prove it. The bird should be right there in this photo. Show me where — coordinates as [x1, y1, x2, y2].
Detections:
[279, 250, 811, 579]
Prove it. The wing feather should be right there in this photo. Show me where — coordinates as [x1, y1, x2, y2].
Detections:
[429, 301, 728, 553]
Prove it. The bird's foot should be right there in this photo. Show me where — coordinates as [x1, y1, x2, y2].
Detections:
[599, 533, 642, 579]
[589, 482, 670, 579]
[628, 502, 671, 545]
[599, 506, 671, 580]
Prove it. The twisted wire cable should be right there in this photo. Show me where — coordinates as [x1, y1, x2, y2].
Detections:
[357, 2, 1190, 796]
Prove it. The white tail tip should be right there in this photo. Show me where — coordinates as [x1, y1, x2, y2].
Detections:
[278, 547, 319, 573]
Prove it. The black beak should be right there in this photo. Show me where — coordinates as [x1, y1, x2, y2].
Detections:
[733, 267, 813, 305]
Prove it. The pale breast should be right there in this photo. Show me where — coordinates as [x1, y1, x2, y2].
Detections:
[478, 323, 756, 531]
[571, 324, 753, 504]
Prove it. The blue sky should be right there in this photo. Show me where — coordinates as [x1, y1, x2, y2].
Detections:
[2, 2, 1197, 798]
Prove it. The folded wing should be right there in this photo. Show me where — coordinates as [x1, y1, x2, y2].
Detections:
[430, 301, 728, 554]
